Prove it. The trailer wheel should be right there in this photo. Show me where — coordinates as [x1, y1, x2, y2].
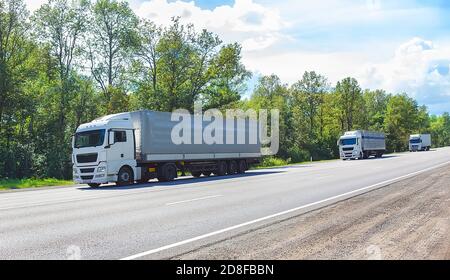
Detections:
[214, 161, 227, 176]
[158, 164, 177, 182]
[191, 171, 202, 178]
[228, 161, 238, 175]
[202, 172, 212, 177]
[88, 183, 100, 188]
[238, 160, 247, 174]
[117, 166, 134, 186]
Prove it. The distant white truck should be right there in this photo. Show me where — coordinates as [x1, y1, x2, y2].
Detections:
[338, 130, 386, 160]
[409, 134, 431, 152]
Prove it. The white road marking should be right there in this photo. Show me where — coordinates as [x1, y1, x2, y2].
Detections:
[121, 160, 450, 260]
[166, 195, 223, 206]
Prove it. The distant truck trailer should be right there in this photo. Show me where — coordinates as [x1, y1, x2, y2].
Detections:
[72, 110, 261, 188]
[338, 130, 386, 160]
[409, 134, 431, 152]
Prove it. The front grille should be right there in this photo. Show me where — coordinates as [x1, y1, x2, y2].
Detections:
[81, 175, 94, 180]
[342, 147, 354, 151]
[80, 168, 95, 174]
[76, 153, 98, 163]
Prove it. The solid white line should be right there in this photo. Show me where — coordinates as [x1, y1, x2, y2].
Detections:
[121, 160, 450, 260]
[166, 195, 223, 206]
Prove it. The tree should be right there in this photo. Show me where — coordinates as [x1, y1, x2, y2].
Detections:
[361, 89, 390, 131]
[290, 71, 328, 158]
[0, 0, 29, 132]
[132, 19, 162, 110]
[384, 93, 419, 152]
[32, 0, 90, 178]
[203, 42, 250, 110]
[335, 77, 363, 131]
[248, 75, 293, 159]
[430, 113, 450, 147]
[88, 0, 139, 102]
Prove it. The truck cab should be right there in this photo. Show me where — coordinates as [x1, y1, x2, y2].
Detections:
[338, 130, 385, 160]
[72, 113, 137, 188]
[338, 131, 362, 160]
[409, 134, 431, 152]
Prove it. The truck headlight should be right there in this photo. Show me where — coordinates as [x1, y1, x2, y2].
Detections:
[97, 167, 107, 173]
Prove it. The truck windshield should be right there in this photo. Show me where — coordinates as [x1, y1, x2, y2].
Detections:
[410, 138, 421, 144]
[341, 138, 357, 146]
[74, 129, 106, 148]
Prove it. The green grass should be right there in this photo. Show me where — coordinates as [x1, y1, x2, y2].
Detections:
[254, 156, 339, 169]
[0, 178, 74, 190]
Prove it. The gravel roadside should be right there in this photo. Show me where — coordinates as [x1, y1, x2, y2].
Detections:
[174, 165, 450, 260]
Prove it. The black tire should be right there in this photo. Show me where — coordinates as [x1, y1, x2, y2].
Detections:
[202, 172, 212, 177]
[363, 151, 369, 159]
[88, 183, 100, 188]
[158, 164, 177, 182]
[117, 166, 134, 186]
[214, 161, 227, 176]
[238, 160, 247, 174]
[228, 161, 238, 175]
[191, 171, 202, 178]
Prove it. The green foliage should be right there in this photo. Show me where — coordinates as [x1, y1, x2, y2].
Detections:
[0, 0, 448, 183]
[258, 157, 289, 168]
[384, 94, 422, 151]
[0, 178, 73, 190]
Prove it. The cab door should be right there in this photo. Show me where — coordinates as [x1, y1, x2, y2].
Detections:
[106, 130, 135, 176]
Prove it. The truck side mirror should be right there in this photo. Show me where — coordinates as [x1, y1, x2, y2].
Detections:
[106, 131, 115, 148]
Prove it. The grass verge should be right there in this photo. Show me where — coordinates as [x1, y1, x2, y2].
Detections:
[0, 178, 74, 190]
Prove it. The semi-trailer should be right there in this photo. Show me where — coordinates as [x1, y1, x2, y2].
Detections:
[72, 110, 261, 188]
[409, 134, 431, 152]
[338, 130, 386, 160]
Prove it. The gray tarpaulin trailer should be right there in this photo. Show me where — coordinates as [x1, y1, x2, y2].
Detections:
[130, 110, 261, 162]
[127, 110, 262, 182]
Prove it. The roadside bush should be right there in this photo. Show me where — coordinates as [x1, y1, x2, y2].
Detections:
[258, 156, 289, 167]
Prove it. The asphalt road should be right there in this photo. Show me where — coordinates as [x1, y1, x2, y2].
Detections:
[1, 148, 449, 260]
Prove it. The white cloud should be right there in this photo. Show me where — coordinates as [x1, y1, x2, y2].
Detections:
[135, 0, 288, 50]
[360, 37, 450, 113]
[25, 0, 47, 12]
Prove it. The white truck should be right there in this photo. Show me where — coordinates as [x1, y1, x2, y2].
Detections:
[409, 134, 431, 152]
[72, 110, 261, 188]
[338, 130, 386, 160]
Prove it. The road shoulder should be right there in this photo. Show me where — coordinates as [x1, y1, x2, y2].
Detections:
[175, 165, 450, 260]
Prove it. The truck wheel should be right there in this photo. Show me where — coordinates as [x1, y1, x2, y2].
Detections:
[228, 161, 238, 175]
[158, 164, 177, 182]
[117, 166, 134, 186]
[88, 183, 100, 188]
[238, 160, 247, 174]
[214, 161, 227, 176]
[363, 152, 369, 159]
[191, 171, 202, 178]
[202, 172, 212, 177]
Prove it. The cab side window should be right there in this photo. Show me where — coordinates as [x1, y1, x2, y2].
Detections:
[114, 131, 127, 143]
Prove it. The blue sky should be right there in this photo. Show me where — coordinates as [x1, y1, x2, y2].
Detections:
[27, 0, 450, 114]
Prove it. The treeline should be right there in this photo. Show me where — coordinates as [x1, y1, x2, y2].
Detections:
[0, 0, 448, 180]
[244, 74, 450, 163]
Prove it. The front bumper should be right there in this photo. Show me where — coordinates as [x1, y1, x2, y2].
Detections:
[340, 151, 358, 159]
[73, 166, 115, 185]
